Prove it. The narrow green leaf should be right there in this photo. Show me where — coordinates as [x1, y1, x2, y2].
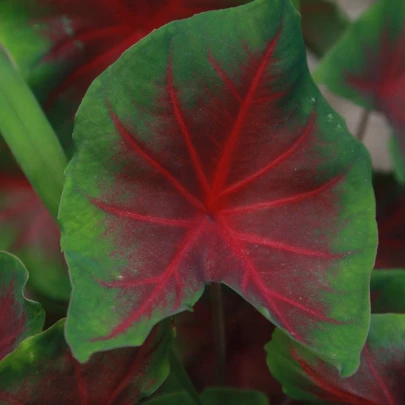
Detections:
[0, 49, 67, 220]
[0, 251, 44, 361]
[0, 319, 172, 404]
[145, 388, 269, 405]
[266, 314, 405, 404]
[61, 0, 376, 376]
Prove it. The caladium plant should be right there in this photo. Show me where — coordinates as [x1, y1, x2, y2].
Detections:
[314, 0, 405, 181]
[0, 251, 44, 361]
[1, 0, 403, 404]
[60, 0, 376, 372]
[267, 314, 405, 404]
[0, 319, 172, 405]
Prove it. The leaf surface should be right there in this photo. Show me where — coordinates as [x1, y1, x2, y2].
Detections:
[0, 319, 171, 405]
[0, 251, 44, 361]
[314, 0, 405, 160]
[0, 0, 250, 154]
[61, 0, 377, 373]
[0, 172, 70, 307]
[145, 388, 269, 405]
[267, 314, 405, 405]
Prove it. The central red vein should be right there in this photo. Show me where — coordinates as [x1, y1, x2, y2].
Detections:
[95, 220, 206, 341]
[168, 54, 211, 195]
[207, 21, 284, 208]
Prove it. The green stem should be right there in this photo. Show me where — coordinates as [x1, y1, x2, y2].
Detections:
[169, 349, 203, 405]
[355, 109, 371, 142]
[211, 283, 226, 385]
[0, 48, 67, 220]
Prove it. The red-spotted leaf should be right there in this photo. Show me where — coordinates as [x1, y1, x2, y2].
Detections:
[0, 319, 171, 405]
[267, 314, 405, 405]
[0, 251, 44, 361]
[300, 0, 350, 57]
[60, 0, 377, 373]
[0, 0, 250, 154]
[314, 0, 405, 165]
[0, 172, 70, 309]
[371, 270, 405, 314]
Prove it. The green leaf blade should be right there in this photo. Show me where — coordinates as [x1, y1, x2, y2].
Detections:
[61, 0, 376, 376]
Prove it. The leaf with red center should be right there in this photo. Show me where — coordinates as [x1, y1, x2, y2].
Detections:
[371, 270, 405, 314]
[0, 172, 70, 308]
[0, 251, 44, 361]
[0, 0, 250, 155]
[300, 0, 349, 57]
[0, 319, 171, 405]
[267, 314, 405, 405]
[314, 0, 405, 171]
[60, 0, 377, 373]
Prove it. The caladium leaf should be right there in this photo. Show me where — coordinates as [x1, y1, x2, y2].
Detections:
[60, 0, 376, 372]
[0, 251, 44, 361]
[371, 270, 405, 314]
[267, 314, 405, 404]
[0, 0, 250, 155]
[300, 0, 350, 57]
[145, 388, 269, 405]
[0, 319, 171, 405]
[0, 173, 70, 308]
[314, 0, 405, 160]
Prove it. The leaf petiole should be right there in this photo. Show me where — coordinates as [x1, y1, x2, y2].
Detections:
[0, 48, 67, 220]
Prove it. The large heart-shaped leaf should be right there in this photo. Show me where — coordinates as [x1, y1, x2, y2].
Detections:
[0, 0, 250, 155]
[314, 0, 405, 163]
[0, 251, 44, 361]
[371, 270, 405, 314]
[0, 172, 70, 308]
[267, 314, 405, 404]
[145, 388, 269, 405]
[300, 0, 349, 57]
[0, 319, 171, 405]
[61, 0, 377, 372]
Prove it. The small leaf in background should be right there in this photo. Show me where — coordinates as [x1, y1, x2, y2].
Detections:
[0, 319, 171, 405]
[0, 0, 251, 155]
[0, 172, 70, 311]
[314, 0, 405, 169]
[300, 0, 350, 57]
[371, 270, 405, 314]
[267, 314, 405, 405]
[174, 287, 281, 399]
[146, 388, 269, 405]
[0, 251, 44, 361]
[61, 0, 376, 372]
